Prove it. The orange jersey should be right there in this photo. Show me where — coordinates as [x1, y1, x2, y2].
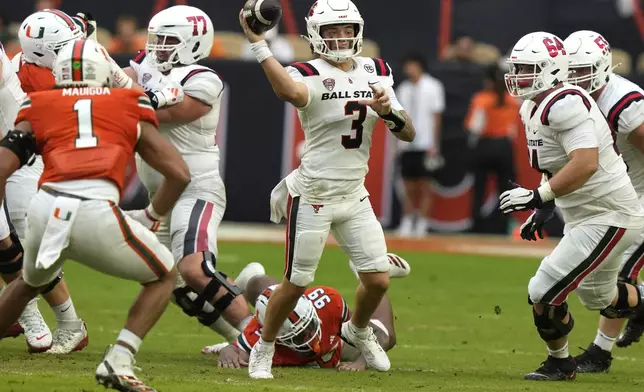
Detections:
[15, 59, 56, 93]
[236, 286, 350, 368]
[15, 87, 158, 195]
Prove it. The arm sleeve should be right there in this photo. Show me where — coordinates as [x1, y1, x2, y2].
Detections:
[557, 118, 599, 155]
[137, 94, 159, 127]
[14, 97, 32, 125]
[182, 70, 224, 106]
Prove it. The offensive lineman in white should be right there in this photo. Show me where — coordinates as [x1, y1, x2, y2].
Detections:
[562, 31, 644, 373]
[123, 5, 253, 342]
[239, 0, 415, 379]
[500, 31, 644, 381]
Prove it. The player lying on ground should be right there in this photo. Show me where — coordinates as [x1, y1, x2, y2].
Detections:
[562, 30, 644, 373]
[0, 38, 190, 392]
[205, 253, 409, 371]
[239, 0, 415, 379]
[502, 31, 644, 381]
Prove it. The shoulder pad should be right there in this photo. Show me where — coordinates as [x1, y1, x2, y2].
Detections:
[607, 91, 644, 132]
[370, 58, 391, 77]
[131, 50, 146, 65]
[541, 89, 592, 130]
[289, 62, 320, 77]
[179, 67, 222, 87]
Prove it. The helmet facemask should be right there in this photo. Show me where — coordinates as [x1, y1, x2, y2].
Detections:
[277, 303, 322, 354]
[146, 33, 186, 72]
[505, 61, 551, 99]
[568, 60, 611, 94]
[308, 22, 363, 63]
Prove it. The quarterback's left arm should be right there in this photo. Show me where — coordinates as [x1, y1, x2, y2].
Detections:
[155, 71, 222, 124]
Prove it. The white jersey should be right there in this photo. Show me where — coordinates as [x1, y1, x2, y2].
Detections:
[0, 43, 27, 136]
[285, 57, 404, 203]
[519, 84, 644, 227]
[595, 75, 644, 195]
[134, 56, 224, 195]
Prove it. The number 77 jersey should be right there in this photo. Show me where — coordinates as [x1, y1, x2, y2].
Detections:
[285, 57, 404, 200]
[15, 87, 158, 197]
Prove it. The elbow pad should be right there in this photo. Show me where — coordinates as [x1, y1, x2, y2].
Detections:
[0, 130, 37, 167]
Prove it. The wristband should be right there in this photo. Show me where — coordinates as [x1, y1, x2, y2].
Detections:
[250, 40, 274, 63]
[145, 90, 162, 109]
[145, 204, 162, 221]
[537, 181, 556, 203]
[380, 109, 406, 133]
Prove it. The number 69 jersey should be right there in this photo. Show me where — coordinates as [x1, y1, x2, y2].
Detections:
[235, 286, 350, 368]
[285, 57, 404, 203]
[520, 84, 644, 227]
[15, 87, 157, 201]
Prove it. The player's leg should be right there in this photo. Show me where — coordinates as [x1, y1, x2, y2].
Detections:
[525, 225, 639, 381]
[0, 199, 52, 352]
[574, 233, 644, 372]
[170, 196, 252, 338]
[250, 193, 331, 379]
[331, 197, 391, 372]
[67, 200, 176, 391]
[615, 237, 644, 348]
[397, 151, 417, 236]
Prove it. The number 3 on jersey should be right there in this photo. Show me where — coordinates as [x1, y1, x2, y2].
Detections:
[342, 101, 367, 149]
[74, 99, 98, 148]
[307, 287, 331, 310]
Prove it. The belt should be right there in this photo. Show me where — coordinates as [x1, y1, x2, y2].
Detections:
[41, 186, 90, 201]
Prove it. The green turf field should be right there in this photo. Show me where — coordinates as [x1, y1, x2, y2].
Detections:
[2, 242, 644, 391]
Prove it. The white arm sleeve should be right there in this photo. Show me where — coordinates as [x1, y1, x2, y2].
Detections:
[616, 97, 644, 134]
[182, 71, 224, 106]
[545, 92, 592, 131]
[285, 66, 312, 108]
[557, 119, 599, 155]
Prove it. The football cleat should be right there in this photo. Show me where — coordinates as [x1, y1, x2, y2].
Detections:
[19, 300, 52, 353]
[96, 345, 156, 392]
[340, 321, 390, 372]
[1, 323, 24, 339]
[234, 262, 266, 292]
[574, 343, 612, 373]
[616, 308, 644, 348]
[524, 355, 576, 381]
[248, 340, 275, 379]
[47, 320, 89, 354]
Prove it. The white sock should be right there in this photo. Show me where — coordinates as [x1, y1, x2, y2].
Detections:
[52, 298, 79, 324]
[547, 342, 569, 359]
[258, 337, 275, 347]
[593, 329, 616, 352]
[116, 329, 142, 354]
[208, 318, 240, 342]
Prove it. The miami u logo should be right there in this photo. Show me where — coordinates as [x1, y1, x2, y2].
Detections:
[25, 25, 45, 39]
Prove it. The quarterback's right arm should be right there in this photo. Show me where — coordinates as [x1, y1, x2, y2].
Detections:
[539, 92, 598, 201]
[238, 10, 309, 108]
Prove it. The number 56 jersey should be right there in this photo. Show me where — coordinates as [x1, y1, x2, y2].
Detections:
[520, 84, 644, 227]
[285, 57, 404, 204]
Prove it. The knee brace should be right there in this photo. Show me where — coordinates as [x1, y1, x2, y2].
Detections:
[601, 282, 635, 319]
[173, 251, 242, 326]
[40, 272, 63, 295]
[0, 233, 23, 274]
[533, 301, 575, 342]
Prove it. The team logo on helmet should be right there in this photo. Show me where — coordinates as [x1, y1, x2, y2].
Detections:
[308, 1, 318, 16]
[322, 78, 335, 91]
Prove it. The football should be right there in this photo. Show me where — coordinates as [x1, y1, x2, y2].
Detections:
[243, 0, 283, 34]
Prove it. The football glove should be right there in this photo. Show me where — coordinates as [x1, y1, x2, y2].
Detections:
[125, 206, 161, 232]
[519, 201, 556, 241]
[499, 181, 543, 214]
[146, 82, 184, 109]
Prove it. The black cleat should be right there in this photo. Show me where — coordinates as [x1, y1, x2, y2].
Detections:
[617, 310, 644, 348]
[574, 343, 612, 373]
[524, 355, 576, 381]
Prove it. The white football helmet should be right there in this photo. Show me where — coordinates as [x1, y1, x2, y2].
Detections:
[505, 32, 570, 100]
[255, 285, 322, 353]
[146, 5, 214, 72]
[305, 0, 364, 63]
[18, 10, 84, 69]
[564, 30, 613, 94]
[53, 39, 111, 88]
